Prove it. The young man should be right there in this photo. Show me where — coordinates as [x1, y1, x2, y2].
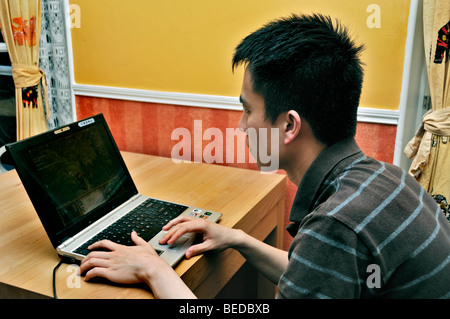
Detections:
[80, 14, 450, 298]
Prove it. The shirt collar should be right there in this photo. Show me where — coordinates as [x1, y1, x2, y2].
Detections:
[286, 138, 363, 236]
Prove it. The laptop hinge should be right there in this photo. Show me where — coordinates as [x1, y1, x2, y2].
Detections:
[58, 237, 75, 249]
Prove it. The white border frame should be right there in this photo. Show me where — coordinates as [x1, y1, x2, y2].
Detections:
[72, 83, 400, 125]
[394, 0, 427, 169]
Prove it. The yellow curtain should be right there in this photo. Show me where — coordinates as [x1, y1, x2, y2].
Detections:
[0, 0, 50, 140]
[404, 0, 449, 220]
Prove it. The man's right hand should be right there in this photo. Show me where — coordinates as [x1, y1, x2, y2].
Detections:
[159, 216, 242, 259]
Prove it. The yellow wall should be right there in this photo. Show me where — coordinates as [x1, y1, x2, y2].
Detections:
[70, 0, 411, 110]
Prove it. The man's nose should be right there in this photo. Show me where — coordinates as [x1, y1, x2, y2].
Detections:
[238, 112, 248, 133]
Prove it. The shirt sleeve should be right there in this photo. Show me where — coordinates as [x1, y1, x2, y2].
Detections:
[277, 213, 374, 299]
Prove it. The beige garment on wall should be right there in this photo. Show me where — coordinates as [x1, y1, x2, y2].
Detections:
[404, 0, 450, 212]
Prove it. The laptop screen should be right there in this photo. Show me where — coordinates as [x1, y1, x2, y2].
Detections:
[7, 114, 138, 247]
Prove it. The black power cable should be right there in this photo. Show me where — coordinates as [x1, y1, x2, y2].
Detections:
[52, 259, 64, 299]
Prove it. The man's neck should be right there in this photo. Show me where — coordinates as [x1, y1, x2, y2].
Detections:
[285, 139, 326, 187]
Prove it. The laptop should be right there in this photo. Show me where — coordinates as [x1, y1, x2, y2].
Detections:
[5, 114, 222, 267]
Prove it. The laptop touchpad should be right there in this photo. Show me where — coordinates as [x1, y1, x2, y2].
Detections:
[168, 236, 189, 251]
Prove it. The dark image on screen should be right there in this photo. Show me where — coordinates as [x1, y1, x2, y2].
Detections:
[25, 124, 127, 229]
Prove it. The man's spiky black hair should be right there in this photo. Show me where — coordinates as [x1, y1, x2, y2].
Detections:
[233, 13, 365, 146]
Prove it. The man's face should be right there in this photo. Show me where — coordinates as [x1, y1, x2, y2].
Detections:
[238, 68, 280, 172]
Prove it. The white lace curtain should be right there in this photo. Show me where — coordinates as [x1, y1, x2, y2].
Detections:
[39, 0, 73, 129]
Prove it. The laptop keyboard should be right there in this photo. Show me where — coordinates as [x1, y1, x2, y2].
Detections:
[74, 198, 188, 256]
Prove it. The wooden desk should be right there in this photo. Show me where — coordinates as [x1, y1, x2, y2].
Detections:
[0, 152, 285, 299]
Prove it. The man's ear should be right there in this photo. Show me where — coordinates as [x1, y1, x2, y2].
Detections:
[283, 110, 301, 145]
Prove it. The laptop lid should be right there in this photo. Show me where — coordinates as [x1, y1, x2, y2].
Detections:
[6, 114, 138, 248]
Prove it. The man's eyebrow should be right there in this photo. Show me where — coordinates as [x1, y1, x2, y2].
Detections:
[239, 95, 248, 106]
